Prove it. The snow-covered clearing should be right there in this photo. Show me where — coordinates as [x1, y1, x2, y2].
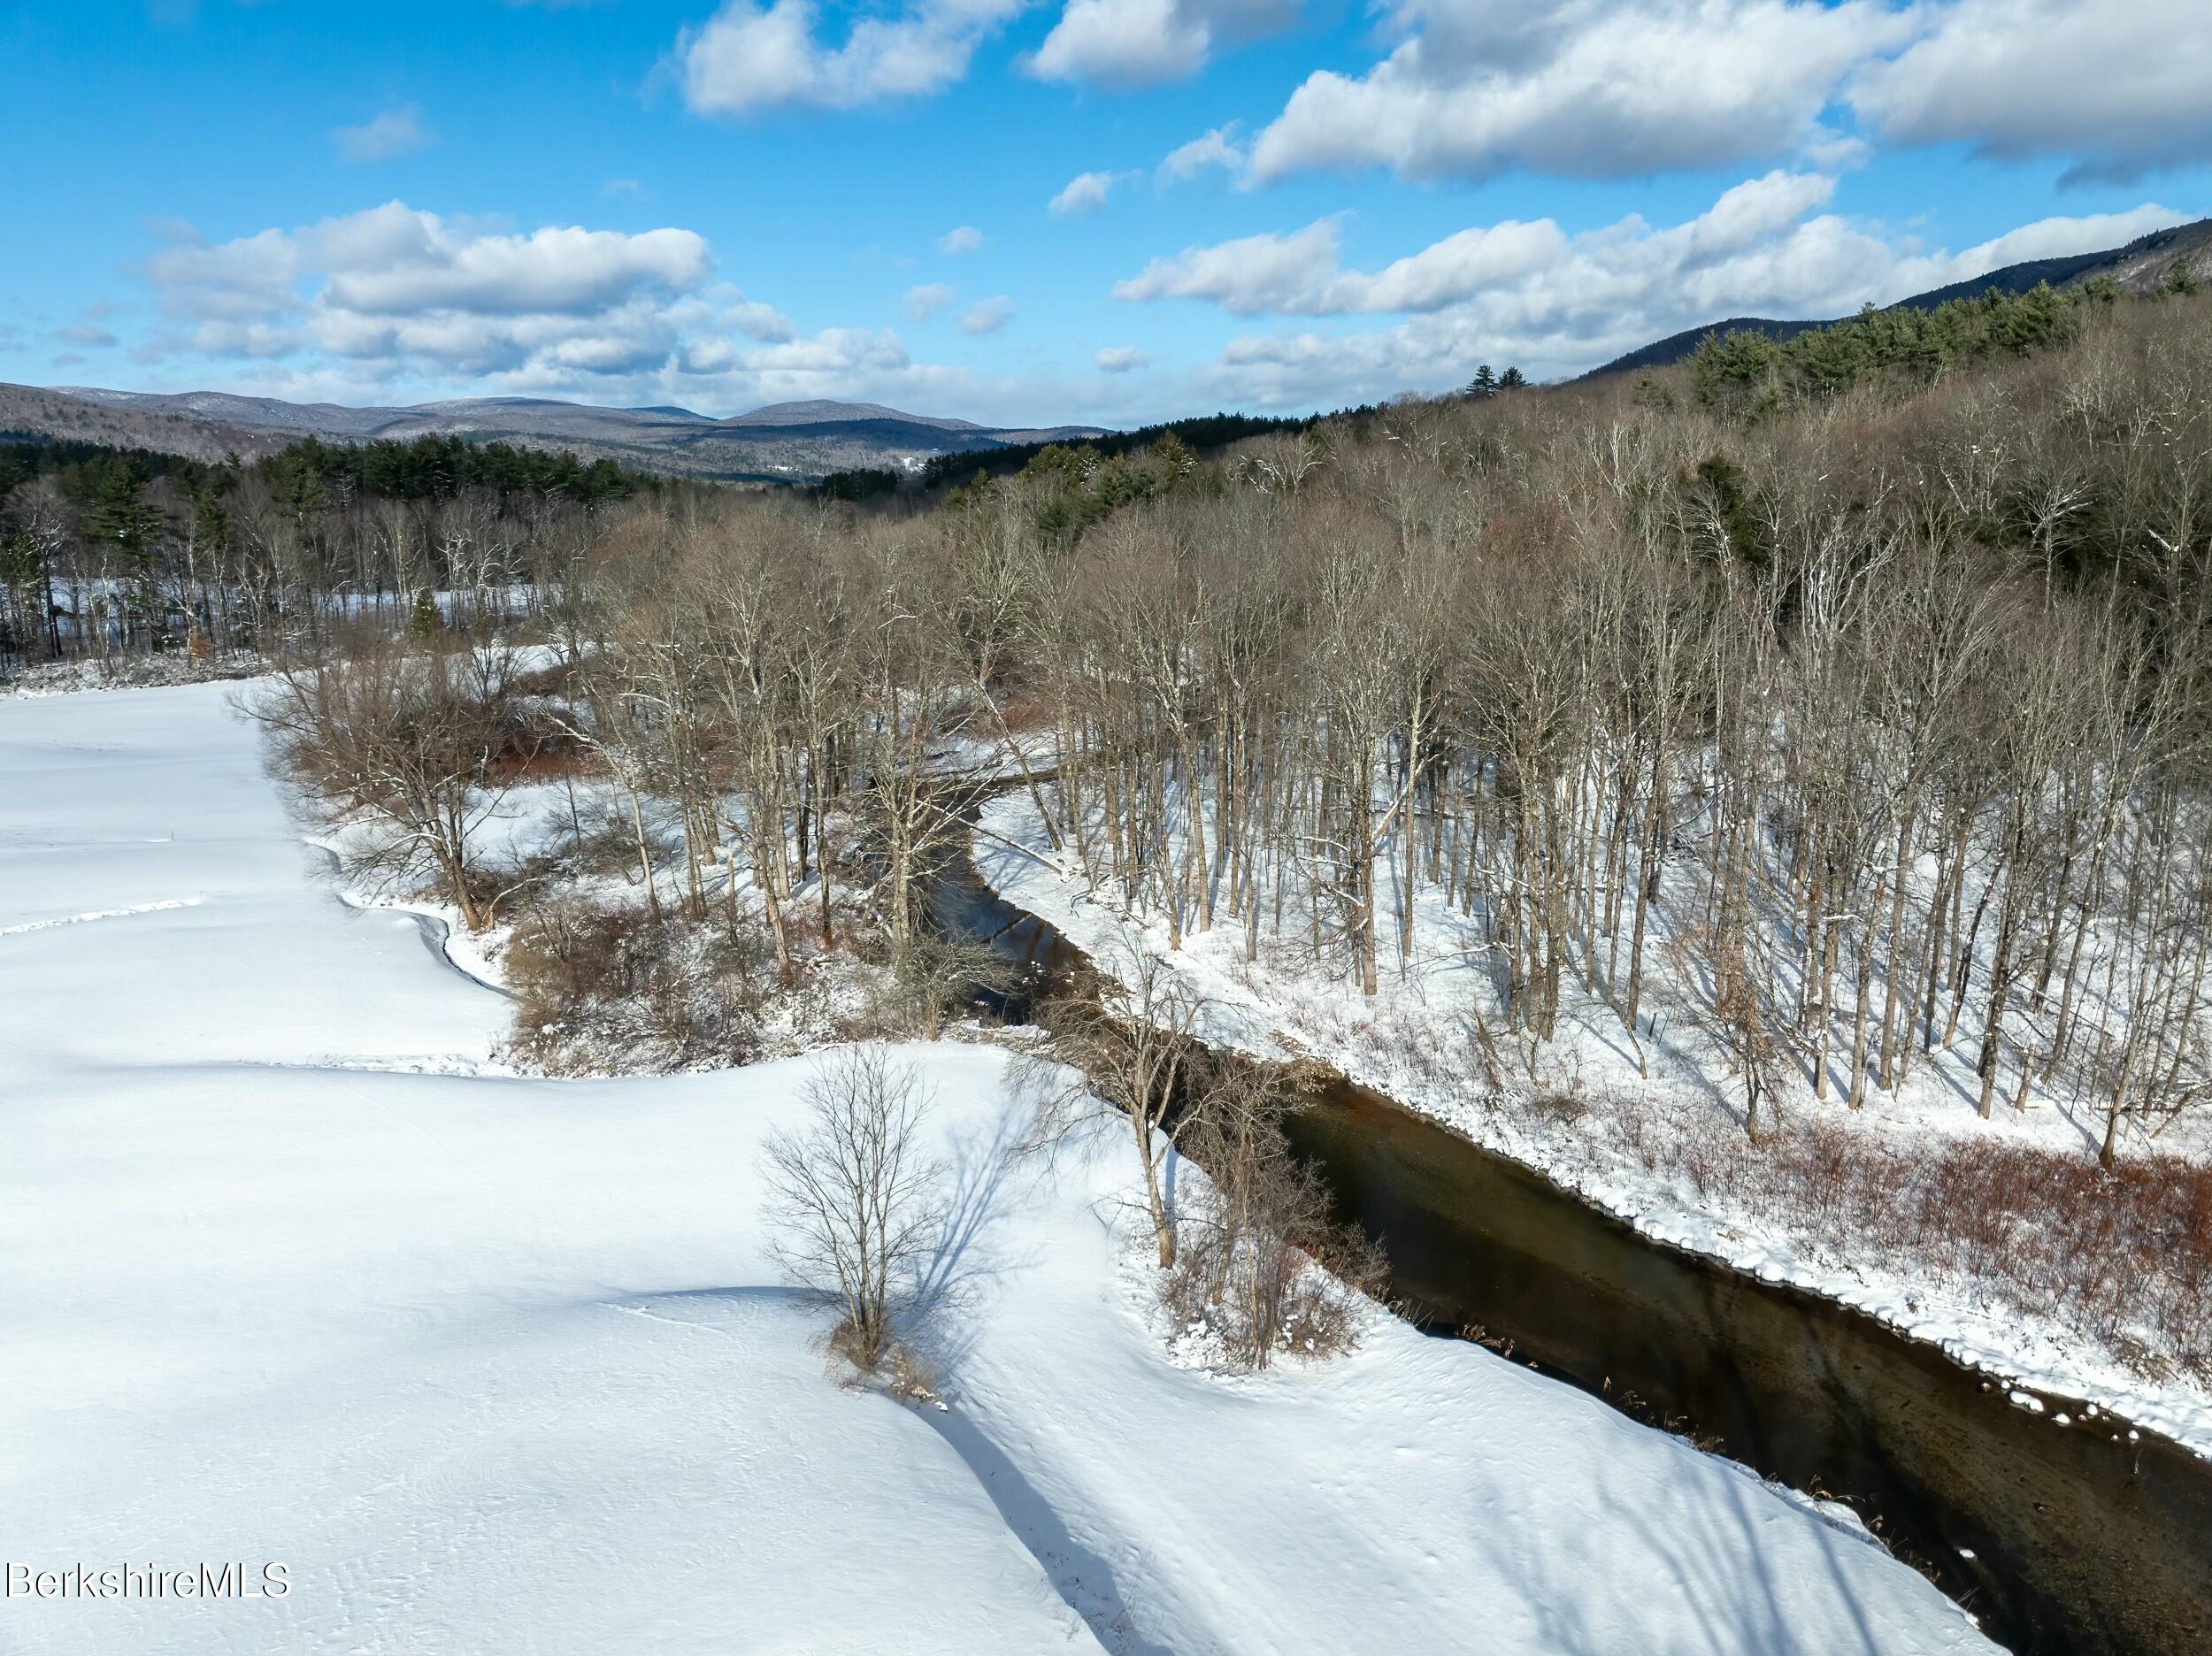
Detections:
[976, 786, 2212, 1464]
[0, 680, 1993, 1654]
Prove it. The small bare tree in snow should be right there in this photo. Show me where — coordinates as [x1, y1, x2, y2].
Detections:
[762, 1046, 946, 1374]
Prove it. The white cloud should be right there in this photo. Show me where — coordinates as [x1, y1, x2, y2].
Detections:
[1094, 344, 1150, 372]
[1246, 0, 1910, 183]
[722, 288, 798, 342]
[958, 295, 1015, 334]
[1125, 174, 2190, 405]
[1048, 170, 1125, 217]
[1941, 206, 2198, 277]
[938, 225, 985, 255]
[1117, 212, 1580, 316]
[57, 322, 120, 348]
[127, 201, 936, 406]
[672, 0, 1025, 115]
[1114, 218, 1346, 314]
[333, 106, 434, 165]
[1848, 0, 2212, 182]
[904, 281, 958, 319]
[315, 216, 714, 318]
[1158, 124, 1245, 183]
[1029, 0, 1207, 84]
[1027, 0, 1298, 85]
[1238, 0, 2212, 187]
[603, 178, 644, 196]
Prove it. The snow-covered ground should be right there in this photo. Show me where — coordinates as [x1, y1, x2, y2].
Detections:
[975, 787, 2212, 1463]
[0, 680, 1996, 1654]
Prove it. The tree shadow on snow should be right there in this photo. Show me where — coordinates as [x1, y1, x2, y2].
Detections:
[906, 1099, 1044, 1387]
[919, 1403, 1176, 1656]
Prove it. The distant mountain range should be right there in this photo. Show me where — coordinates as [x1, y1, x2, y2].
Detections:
[0, 384, 1110, 483]
[11, 217, 2208, 476]
[1586, 217, 2212, 380]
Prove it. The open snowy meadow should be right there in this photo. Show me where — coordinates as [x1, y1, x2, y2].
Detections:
[0, 679, 1996, 1654]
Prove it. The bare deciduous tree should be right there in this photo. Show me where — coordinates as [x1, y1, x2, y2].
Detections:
[246, 634, 533, 930]
[762, 1046, 946, 1373]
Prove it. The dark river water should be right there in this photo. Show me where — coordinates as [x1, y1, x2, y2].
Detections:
[926, 845, 2212, 1656]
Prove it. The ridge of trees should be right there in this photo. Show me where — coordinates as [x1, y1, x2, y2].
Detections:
[0, 433, 679, 669]
[810, 409, 1354, 505]
[1690, 278, 2126, 411]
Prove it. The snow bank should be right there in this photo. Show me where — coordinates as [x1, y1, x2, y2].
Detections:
[0, 682, 1993, 1654]
[974, 788, 2212, 1463]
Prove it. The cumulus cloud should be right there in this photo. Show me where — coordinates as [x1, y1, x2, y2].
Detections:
[1239, 0, 2212, 186]
[904, 281, 958, 319]
[1027, 0, 1298, 85]
[1115, 219, 1348, 314]
[938, 225, 985, 255]
[57, 322, 120, 348]
[1094, 344, 1150, 372]
[1247, 0, 1902, 183]
[334, 106, 434, 165]
[958, 295, 1015, 334]
[1048, 170, 1125, 216]
[1848, 0, 2212, 183]
[1123, 174, 2190, 405]
[123, 201, 950, 408]
[672, 0, 1025, 114]
[1158, 124, 1245, 183]
[723, 288, 799, 342]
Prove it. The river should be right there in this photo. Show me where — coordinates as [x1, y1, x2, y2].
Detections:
[926, 840, 2212, 1656]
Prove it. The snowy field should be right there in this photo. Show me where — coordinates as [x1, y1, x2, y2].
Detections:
[975, 787, 2212, 1462]
[0, 680, 1994, 1654]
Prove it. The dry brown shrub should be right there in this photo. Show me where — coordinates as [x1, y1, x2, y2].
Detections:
[1572, 1086, 2212, 1381]
[504, 892, 775, 1072]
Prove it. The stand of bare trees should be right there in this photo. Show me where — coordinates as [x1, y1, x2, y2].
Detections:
[253, 293, 2212, 1167]
[246, 288, 2212, 1379]
[961, 299, 2212, 1169]
[247, 635, 541, 931]
[1, 440, 667, 677]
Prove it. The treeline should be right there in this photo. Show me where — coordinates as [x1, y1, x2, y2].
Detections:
[526, 288, 2212, 1181]
[919, 410, 1329, 491]
[261, 434, 641, 507]
[0, 433, 672, 671]
[810, 410, 1340, 504]
[1690, 278, 2133, 409]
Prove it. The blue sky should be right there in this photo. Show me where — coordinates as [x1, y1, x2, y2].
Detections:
[1, 0, 2207, 426]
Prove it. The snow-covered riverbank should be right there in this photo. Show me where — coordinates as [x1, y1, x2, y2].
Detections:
[0, 680, 1994, 1654]
[974, 787, 2212, 1465]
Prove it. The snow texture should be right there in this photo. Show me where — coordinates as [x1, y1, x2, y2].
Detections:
[0, 680, 1992, 1654]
